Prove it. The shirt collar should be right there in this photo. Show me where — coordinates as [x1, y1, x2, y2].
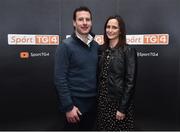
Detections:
[75, 31, 93, 47]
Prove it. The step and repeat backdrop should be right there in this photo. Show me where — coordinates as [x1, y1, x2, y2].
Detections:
[0, 0, 180, 130]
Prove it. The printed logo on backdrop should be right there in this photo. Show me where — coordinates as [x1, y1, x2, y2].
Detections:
[8, 34, 59, 59]
[126, 34, 169, 45]
[9, 34, 169, 59]
[66, 34, 169, 45]
[19, 51, 50, 59]
[127, 34, 169, 57]
[8, 34, 59, 45]
[66, 34, 169, 58]
[20, 52, 29, 59]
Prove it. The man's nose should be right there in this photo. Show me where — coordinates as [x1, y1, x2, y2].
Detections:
[83, 19, 87, 24]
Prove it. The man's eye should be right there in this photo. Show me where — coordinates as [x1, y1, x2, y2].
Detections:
[79, 18, 83, 21]
[86, 18, 90, 21]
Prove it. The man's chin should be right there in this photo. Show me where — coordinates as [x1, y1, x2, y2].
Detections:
[81, 32, 90, 35]
[76, 29, 91, 36]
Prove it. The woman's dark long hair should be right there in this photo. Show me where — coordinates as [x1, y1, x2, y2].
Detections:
[103, 15, 126, 48]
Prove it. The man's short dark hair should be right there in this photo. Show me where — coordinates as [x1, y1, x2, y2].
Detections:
[73, 6, 92, 21]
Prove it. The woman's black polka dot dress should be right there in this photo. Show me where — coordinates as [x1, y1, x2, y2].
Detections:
[97, 49, 134, 131]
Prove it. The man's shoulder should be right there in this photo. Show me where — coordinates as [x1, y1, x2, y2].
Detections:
[92, 40, 99, 45]
[62, 36, 75, 45]
[91, 40, 100, 49]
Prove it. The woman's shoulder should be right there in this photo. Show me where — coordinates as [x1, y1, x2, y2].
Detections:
[123, 45, 136, 53]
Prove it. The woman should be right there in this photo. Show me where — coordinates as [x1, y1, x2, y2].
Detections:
[97, 15, 137, 131]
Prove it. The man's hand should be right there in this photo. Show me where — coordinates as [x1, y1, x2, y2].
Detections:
[66, 106, 82, 123]
[116, 111, 125, 120]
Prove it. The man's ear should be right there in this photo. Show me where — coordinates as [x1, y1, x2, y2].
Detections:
[73, 20, 76, 27]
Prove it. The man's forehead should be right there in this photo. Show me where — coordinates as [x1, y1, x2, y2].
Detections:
[76, 11, 91, 17]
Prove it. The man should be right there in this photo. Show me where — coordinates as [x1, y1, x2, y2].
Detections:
[54, 6, 99, 130]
